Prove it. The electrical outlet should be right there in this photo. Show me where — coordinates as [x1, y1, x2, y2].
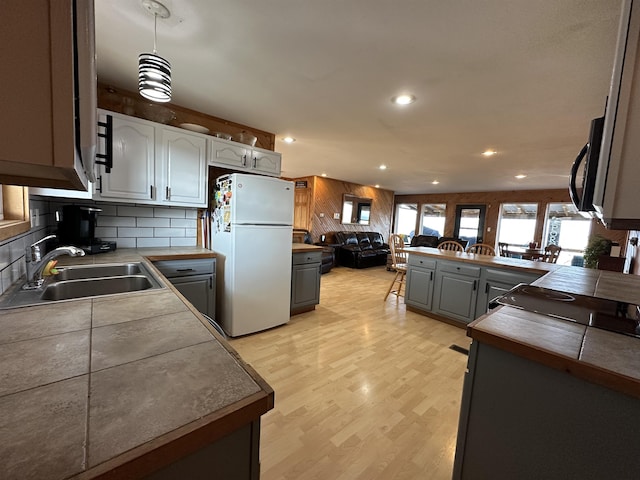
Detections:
[333, 213, 340, 219]
[319, 213, 325, 218]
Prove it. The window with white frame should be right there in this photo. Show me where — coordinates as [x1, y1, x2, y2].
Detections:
[543, 203, 591, 265]
[419, 203, 446, 238]
[394, 203, 417, 242]
[497, 203, 538, 247]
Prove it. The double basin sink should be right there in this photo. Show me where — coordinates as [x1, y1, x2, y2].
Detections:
[0, 262, 164, 309]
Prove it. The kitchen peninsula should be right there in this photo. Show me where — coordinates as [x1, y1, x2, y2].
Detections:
[0, 247, 273, 480]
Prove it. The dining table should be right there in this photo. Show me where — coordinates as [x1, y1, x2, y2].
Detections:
[504, 246, 548, 261]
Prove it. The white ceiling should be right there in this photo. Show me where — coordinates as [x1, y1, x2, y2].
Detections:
[95, 0, 621, 194]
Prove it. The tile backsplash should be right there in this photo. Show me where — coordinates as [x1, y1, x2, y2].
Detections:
[0, 196, 200, 295]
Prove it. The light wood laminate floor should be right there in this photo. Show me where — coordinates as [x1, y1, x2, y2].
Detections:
[231, 266, 470, 480]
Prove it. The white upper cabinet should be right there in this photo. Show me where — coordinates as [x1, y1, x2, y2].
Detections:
[162, 129, 207, 206]
[208, 138, 281, 177]
[95, 110, 208, 207]
[97, 112, 155, 201]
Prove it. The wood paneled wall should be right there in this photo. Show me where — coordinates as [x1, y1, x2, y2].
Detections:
[97, 83, 275, 151]
[289, 176, 394, 243]
[395, 189, 629, 251]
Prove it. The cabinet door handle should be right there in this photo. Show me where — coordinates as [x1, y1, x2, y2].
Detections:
[150, 185, 154, 199]
[176, 268, 195, 272]
[209, 277, 213, 289]
[166, 186, 171, 200]
[485, 282, 490, 294]
[430, 271, 433, 281]
[253, 157, 257, 168]
[473, 280, 477, 291]
[97, 175, 103, 193]
[242, 154, 247, 167]
[96, 114, 113, 173]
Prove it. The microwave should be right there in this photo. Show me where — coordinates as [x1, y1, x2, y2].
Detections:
[571, 0, 640, 229]
[569, 116, 604, 215]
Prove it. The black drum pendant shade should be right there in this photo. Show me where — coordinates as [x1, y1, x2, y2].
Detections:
[138, 52, 171, 102]
[138, 0, 171, 103]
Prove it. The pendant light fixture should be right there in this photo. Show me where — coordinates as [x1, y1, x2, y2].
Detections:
[138, 0, 171, 103]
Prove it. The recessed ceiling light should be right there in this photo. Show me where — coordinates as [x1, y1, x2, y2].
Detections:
[283, 136, 296, 143]
[375, 184, 380, 188]
[515, 174, 527, 179]
[482, 150, 497, 157]
[379, 164, 387, 170]
[321, 173, 327, 177]
[432, 180, 440, 185]
[391, 94, 416, 105]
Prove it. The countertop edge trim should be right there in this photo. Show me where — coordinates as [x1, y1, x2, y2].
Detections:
[468, 327, 640, 400]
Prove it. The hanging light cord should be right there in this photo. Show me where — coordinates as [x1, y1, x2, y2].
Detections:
[153, 13, 158, 54]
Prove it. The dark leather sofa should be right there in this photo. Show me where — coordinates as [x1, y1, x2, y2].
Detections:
[410, 235, 469, 249]
[333, 231, 390, 269]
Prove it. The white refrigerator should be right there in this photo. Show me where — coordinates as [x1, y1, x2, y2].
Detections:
[212, 173, 294, 337]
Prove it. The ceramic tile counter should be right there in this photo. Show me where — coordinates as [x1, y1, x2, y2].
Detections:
[402, 246, 559, 275]
[468, 270, 640, 399]
[0, 247, 274, 480]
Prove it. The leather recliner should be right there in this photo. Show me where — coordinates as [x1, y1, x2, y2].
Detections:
[333, 231, 390, 269]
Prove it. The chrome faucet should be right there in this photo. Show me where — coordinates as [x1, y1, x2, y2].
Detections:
[24, 235, 85, 289]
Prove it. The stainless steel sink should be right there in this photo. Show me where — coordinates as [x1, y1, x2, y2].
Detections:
[54, 263, 143, 280]
[41, 275, 155, 301]
[0, 262, 164, 309]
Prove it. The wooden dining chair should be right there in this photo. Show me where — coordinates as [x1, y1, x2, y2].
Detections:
[498, 242, 509, 257]
[384, 234, 408, 301]
[466, 243, 496, 256]
[438, 240, 465, 252]
[543, 244, 562, 263]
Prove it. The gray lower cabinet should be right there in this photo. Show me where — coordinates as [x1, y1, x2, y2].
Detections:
[154, 258, 216, 320]
[433, 261, 481, 324]
[475, 268, 542, 315]
[405, 257, 436, 310]
[453, 341, 640, 479]
[291, 251, 322, 314]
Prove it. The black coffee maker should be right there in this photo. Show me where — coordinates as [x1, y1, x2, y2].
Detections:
[57, 205, 117, 254]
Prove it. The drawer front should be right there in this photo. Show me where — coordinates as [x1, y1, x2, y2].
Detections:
[437, 261, 481, 278]
[154, 259, 215, 277]
[407, 255, 436, 269]
[292, 251, 322, 265]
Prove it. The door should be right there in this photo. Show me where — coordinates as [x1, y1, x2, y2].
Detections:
[163, 129, 207, 206]
[405, 267, 434, 311]
[231, 174, 294, 225]
[454, 204, 486, 246]
[251, 147, 281, 176]
[171, 274, 214, 318]
[209, 138, 248, 169]
[99, 114, 155, 201]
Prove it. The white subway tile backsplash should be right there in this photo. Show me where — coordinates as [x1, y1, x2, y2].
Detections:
[170, 237, 197, 247]
[118, 227, 154, 238]
[104, 237, 136, 248]
[98, 216, 136, 227]
[185, 229, 197, 238]
[97, 204, 118, 216]
[154, 228, 185, 237]
[94, 226, 118, 238]
[137, 217, 170, 228]
[154, 207, 186, 218]
[170, 218, 196, 228]
[117, 206, 154, 217]
[137, 237, 170, 248]
[185, 209, 198, 219]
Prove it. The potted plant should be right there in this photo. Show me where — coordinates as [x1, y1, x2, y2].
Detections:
[583, 235, 612, 269]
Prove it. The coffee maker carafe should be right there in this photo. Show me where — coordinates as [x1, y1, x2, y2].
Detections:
[57, 205, 117, 254]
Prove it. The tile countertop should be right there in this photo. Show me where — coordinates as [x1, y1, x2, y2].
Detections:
[292, 242, 324, 253]
[404, 246, 640, 399]
[403, 246, 559, 274]
[469, 270, 640, 400]
[0, 247, 274, 480]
